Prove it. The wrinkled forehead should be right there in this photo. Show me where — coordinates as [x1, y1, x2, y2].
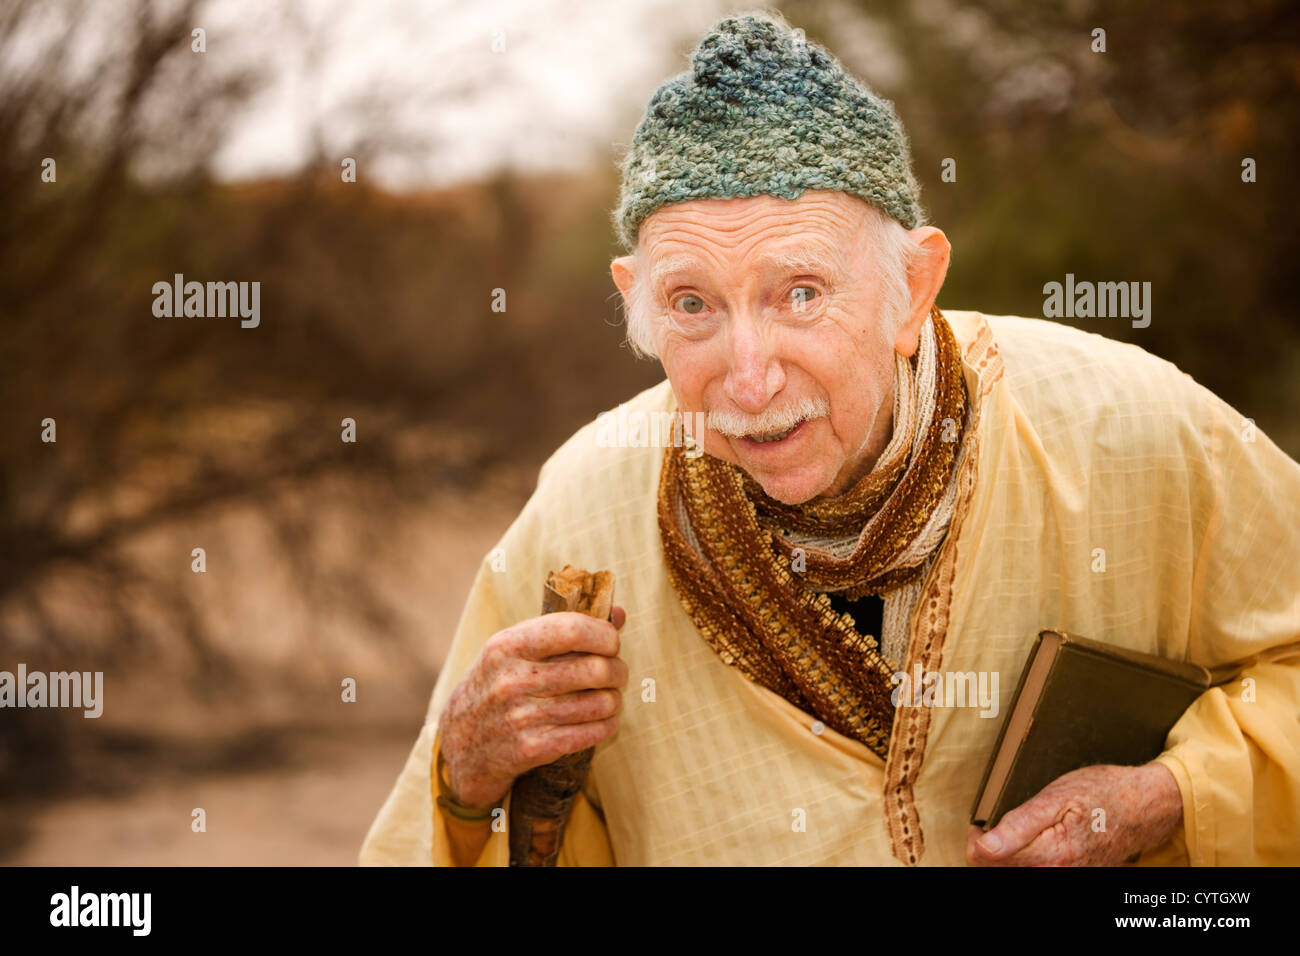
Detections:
[643, 244, 849, 288]
[635, 191, 868, 281]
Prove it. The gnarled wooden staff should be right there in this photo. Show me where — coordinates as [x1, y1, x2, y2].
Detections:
[508, 565, 615, 867]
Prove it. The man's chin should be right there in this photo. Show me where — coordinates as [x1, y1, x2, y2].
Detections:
[704, 434, 832, 504]
[744, 468, 825, 505]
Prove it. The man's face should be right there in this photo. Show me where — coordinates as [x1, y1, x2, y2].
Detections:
[617, 190, 907, 505]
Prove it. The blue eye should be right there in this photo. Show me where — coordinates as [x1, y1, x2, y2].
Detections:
[789, 286, 819, 307]
[675, 294, 706, 314]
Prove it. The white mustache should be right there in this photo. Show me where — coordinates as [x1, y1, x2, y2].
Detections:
[707, 396, 830, 438]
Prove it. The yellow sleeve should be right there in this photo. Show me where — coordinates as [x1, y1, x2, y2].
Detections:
[429, 727, 614, 867]
[1144, 384, 1300, 866]
[1151, 661, 1300, 865]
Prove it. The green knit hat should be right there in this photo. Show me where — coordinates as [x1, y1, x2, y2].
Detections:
[614, 13, 923, 251]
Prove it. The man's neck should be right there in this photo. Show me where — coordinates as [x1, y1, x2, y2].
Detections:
[815, 388, 897, 501]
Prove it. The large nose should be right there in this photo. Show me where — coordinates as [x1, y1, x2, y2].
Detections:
[722, 307, 785, 414]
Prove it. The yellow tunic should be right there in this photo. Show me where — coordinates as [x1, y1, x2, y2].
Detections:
[360, 310, 1300, 866]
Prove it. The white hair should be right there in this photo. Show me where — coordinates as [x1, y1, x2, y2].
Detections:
[621, 199, 927, 360]
[707, 394, 830, 439]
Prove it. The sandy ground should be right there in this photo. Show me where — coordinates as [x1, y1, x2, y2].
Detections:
[1, 482, 530, 867]
[4, 725, 421, 866]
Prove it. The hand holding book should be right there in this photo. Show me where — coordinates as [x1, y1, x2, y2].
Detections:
[965, 627, 1239, 866]
[965, 761, 1182, 866]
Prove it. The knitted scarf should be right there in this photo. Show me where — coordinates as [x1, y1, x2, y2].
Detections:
[657, 307, 970, 758]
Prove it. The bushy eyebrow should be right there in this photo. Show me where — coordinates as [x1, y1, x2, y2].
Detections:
[755, 247, 843, 276]
[647, 245, 842, 288]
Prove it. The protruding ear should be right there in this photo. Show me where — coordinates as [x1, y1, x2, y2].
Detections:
[610, 254, 637, 307]
[894, 227, 951, 358]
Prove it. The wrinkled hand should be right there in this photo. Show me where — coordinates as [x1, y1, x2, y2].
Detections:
[967, 762, 1183, 866]
[439, 606, 628, 812]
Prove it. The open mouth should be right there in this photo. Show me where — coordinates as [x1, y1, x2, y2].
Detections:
[742, 418, 806, 446]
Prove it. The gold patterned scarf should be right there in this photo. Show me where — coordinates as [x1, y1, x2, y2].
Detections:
[657, 306, 970, 758]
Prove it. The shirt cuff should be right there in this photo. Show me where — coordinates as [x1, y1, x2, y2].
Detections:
[1153, 747, 1215, 866]
[430, 727, 511, 866]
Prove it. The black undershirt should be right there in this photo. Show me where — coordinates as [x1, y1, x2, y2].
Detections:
[825, 590, 886, 657]
[824, 590, 891, 754]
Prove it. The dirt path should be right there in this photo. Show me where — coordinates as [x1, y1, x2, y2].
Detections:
[5, 729, 419, 866]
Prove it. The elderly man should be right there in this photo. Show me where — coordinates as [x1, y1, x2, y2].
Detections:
[361, 13, 1300, 866]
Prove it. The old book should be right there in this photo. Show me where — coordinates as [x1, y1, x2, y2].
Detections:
[970, 628, 1234, 830]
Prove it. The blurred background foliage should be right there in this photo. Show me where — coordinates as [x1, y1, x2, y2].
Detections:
[0, 0, 1296, 862]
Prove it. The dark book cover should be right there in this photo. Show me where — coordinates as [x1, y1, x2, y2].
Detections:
[970, 628, 1231, 830]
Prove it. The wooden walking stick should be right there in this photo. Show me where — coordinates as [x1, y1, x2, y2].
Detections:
[508, 565, 615, 867]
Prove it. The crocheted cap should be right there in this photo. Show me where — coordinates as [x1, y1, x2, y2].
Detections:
[614, 13, 923, 251]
